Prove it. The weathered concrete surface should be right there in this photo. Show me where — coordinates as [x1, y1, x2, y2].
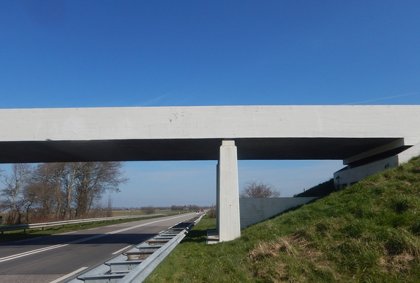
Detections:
[240, 197, 317, 228]
[2, 106, 420, 141]
[0, 105, 419, 163]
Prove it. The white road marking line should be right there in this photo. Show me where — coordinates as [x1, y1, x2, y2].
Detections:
[48, 266, 88, 283]
[0, 244, 68, 263]
[106, 214, 188, 235]
[112, 245, 132, 255]
[0, 213, 193, 264]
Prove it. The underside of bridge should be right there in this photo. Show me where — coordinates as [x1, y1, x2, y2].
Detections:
[0, 137, 408, 165]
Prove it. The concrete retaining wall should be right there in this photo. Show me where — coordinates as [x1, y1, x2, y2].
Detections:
[334, 143, 420, 187]
[239, 197, 317, 228]
[334, 156, 399, 188]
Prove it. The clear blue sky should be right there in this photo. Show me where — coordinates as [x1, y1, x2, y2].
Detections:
[1, 1, 419, 207]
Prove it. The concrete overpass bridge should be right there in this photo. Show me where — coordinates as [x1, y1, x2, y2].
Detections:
[1, 105, 420, 242]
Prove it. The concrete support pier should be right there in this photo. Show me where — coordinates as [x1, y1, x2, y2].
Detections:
[217, 140, 241, 242]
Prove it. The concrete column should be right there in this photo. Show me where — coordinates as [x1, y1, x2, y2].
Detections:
[216, 162, 220, 233]
[217, 140, 241, 242]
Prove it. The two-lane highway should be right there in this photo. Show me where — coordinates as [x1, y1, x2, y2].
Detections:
[0, 213, 197, 283]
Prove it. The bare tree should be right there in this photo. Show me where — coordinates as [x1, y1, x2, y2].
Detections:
[18, 162, 126, 221]
[61, 163, 78, 219]
[106, 194, 112, 217]
[241, 182, 280, 198]
[0, 164, 33, 224]
[0, 167, 4, 213]
[73, 162, 125, 218]
[28, 163, 67, 220]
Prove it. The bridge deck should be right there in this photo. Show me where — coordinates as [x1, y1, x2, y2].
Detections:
[0, 106, 419, 163]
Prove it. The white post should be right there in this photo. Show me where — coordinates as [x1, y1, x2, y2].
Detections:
[217, 140, 241, 242]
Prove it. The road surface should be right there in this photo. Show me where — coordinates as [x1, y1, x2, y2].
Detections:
[0, 213, 196, 283]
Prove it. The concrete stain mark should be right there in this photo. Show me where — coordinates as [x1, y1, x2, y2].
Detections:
[169, 112, 186, 123]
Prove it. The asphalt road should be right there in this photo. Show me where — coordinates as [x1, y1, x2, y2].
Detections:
[0, 213, 197, 283]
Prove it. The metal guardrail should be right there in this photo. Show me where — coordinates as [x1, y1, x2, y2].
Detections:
[0, 214, 164, 234]
[68, 213, 204, 283]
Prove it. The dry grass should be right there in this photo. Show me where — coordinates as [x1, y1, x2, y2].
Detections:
[380, 252, 417, 273]
[248, 233, 337, 282]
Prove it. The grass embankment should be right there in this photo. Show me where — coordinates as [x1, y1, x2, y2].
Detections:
[147, 157, 420, 282]
[0, 214, 168, 243]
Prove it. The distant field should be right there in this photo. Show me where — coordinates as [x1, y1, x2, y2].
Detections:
[0, 214, 170, 243]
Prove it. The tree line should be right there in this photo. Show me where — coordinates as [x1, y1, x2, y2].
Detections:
[0, 162, 125, 224]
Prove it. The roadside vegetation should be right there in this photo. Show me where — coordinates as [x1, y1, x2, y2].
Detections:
[0, 162, 125, 224]
[112, 205, 203, 217]
[147, 157, 420, 282]
[0, 214, 172, 243]
[0, 207, 203, 243]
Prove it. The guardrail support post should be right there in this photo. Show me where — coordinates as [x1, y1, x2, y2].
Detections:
[217, 140, 241, 242]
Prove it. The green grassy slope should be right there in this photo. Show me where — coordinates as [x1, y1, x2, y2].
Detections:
[147, 157, 420, 282]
